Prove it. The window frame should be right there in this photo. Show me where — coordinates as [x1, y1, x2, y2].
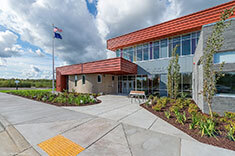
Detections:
[97, 74, 102, 83]
[82, 75, 86, 85]
[75, 75, 78, 87]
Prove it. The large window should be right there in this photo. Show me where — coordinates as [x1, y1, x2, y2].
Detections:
[128, 47, 134, 62]
[116, 49, 121, 57]
[153, 75, 160, 96]
[153, 41, 160, 59]
[173, 36, 181, 56]
[137, 75, 142, 91]
[119, 31, 200, 62]
[143, 44, 149, 60]
[216, 72, 235, 95]
[160, 39, 168, 58]
[137, 45, 142, 61]
[168, 38, 173, 57]
[182, 34, 191, 55]
[149, 43, 153, 60]
[214, 51, 235, 64]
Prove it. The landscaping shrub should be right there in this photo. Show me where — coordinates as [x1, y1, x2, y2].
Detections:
[4, 90, 99, 106]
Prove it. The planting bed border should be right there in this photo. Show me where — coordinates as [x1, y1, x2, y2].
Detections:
[7, 92, 102, 107]
[141, 103, 235, 151]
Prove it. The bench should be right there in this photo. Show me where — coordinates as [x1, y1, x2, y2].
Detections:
[128, 90, 147, 103]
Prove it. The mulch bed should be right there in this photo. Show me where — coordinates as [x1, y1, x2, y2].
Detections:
[7, 93, 101, 107]
[141, 103, 235, 151]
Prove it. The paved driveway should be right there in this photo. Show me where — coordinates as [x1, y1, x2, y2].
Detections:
[0, 93, 234, 156]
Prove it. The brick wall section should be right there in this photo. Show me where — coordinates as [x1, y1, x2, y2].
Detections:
[107, 1, 235, 51]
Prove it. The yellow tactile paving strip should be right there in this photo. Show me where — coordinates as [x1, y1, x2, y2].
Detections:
[38, 135, 85, 156]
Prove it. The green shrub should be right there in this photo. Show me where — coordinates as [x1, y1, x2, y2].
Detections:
[164, 111, 171, 119]
[225, 112, 235, 120]
[199, 118, 217, 137]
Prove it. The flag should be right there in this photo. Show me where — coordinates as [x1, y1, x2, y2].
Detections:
[54, 27, 62, 32]
[54, 32, 62, 39]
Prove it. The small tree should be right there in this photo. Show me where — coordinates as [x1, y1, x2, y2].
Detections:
[201, 6, 234, 118]
[168, 45, 180, 99]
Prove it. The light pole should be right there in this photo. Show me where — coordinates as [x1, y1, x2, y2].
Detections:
[52, 24, 55, 93]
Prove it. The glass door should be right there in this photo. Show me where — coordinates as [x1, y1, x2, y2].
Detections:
[123, 81, 128, 94]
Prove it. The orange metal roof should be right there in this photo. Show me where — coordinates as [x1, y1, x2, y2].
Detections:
[107, 1, 235, 51]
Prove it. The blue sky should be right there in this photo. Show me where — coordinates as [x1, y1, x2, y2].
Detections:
[0, 0, 231, 79]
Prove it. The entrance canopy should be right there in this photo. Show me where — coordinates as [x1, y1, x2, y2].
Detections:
[56, 57, 137, 92]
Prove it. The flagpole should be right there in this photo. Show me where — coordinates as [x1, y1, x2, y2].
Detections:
[52, 24, 55, 93]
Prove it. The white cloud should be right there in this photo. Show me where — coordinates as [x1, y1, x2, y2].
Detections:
[96, 0, 167, 40]
[35, 49, 45, 57]
[0, 30, 22, 58]
[0, 0, 106, 65]
[0, 58, 7, 66]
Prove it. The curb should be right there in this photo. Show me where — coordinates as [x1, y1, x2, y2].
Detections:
[0, 115, 40, 156]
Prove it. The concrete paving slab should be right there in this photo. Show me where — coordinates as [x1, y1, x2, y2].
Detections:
[2, 107, 64, 125]
[63, 118, 119, 148]
[0, 131, 20, 156]
[5, 125, 31, 152]
[17, 147, 40, 156]
[20, 108, 94, 124]
[0, 121, 4, 132]
[99, 104, 141, 121]
[79, 124, 131, 156]
[150, 118, 195, 141]
[123, 124, 180, 156]
[181, 139, 235, 156]
[120, 109, 158, 129]
[14, 118, 92, 146]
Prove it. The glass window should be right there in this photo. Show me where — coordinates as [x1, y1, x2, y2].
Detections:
[82, 75, 85, 85]
[142, 75, 148, 93]
[153, 41, 159, 59]
[137, 45, 142, 61]
[214, 51, 235, 64]
[168, 38, 173, 57]
[137, 75, 142, 90]
[182, 34, 191, 55]
[149, 42, 153, 60]
[122, 48, 129, 60]
[216, 72, 235, 95]
[182, 73, 192, 92]
[148, 75, 153, 94]
[116, 49, 121, 57]
[153, 74, 160, 96]
[191, 38, 197, 54]
[160, 39, 168, 58]
[128, 47, 134, 62]
[75, 75, 78, 87]
[112, 76, 115, 81]
[97, 75, 102, 83]
[173, 37, 181, 56]
[143, 44, 149, 60]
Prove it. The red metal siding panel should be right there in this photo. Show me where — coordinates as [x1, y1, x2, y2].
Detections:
[107, 1, 235, 51]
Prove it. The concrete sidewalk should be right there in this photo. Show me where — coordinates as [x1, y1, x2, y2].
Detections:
[65, 95, 194, 140]
[0, 93, 234, 156]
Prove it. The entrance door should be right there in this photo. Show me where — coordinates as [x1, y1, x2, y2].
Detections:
[123, 81, 128, 94]
[122, 81, 134, 94]
[128, 81, 134, 93]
